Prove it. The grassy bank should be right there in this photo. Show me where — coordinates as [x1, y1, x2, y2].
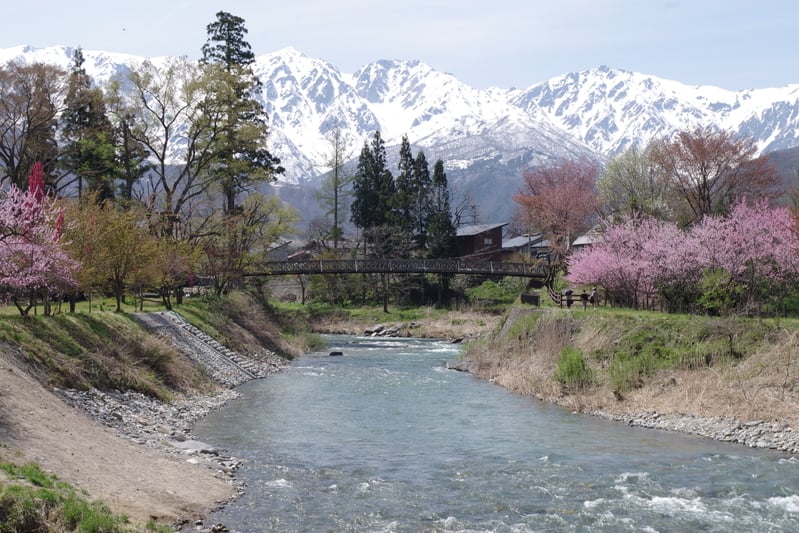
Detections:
[464, 306, 799, 425]
[0, 291, 295, 531]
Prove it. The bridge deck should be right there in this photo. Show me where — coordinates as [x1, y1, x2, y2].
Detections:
[248, 259, 549, 278]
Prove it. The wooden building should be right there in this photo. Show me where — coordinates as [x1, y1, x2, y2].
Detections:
[456, 223, 508, 260]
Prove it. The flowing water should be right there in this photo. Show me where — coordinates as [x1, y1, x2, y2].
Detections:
[194, 335, 799, 532]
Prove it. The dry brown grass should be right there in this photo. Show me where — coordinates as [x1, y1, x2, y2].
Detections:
[463, 308, 799, 426]
[613, 330, 799, 425]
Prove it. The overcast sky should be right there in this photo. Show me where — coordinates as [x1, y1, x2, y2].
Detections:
[3, 0, 796, 90]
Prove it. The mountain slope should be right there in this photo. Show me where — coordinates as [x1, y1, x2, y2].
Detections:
[2, 45, 798, 225]
[511, 65, 799, 156]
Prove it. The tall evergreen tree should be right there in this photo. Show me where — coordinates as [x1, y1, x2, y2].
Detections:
[201, 11, 256, 70]
[60, 47, 119, 201]
[393, 134, 415, 232]
[427, 159, 457, 259]
[412, 150, 433, 248]
[351, 131, 394, 235]
[391, 135, 433, 250]
[426, 158, 457, 305]
[201, 11, 283, 214]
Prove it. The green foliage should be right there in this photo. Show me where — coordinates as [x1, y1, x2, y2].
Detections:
[426, 159, 458, 259]
[503, 311, 541, 342]
[198, 192, 298, 296]
[697, 268, 744, 315]
[290, 331, 328, 353]
[0, 460, 132, 532]
[351, 131, 394, 232]
[597, 143, 670, 222]
[201, 11, 256, 67]
[61, 47, 120, 201]
[554, 347, 593, 390]
[466, 279, 525, 307]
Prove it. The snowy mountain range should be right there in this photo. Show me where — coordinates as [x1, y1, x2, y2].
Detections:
[2, 45, 799, 227]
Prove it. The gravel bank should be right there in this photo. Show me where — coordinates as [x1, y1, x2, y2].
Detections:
[592, 410, 799, 454]
[50, 310, 290, 529]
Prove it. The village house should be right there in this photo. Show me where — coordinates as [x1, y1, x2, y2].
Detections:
[456, 223, 508, 260]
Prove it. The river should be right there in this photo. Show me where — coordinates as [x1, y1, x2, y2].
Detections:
[194, 335, 799, 532]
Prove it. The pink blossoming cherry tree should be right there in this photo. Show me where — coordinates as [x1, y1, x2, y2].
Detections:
[0, 162, 79, 315]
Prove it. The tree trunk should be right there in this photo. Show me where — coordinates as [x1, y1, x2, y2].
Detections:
[382, 274, 388, 313]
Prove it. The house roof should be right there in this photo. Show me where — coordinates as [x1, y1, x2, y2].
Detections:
[572, 229, 603, 247]
[502, 233, 546, 250]
[456, 223, 508, 237]
[502, 236, 530, 249]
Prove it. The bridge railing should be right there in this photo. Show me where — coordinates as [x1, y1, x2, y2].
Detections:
[246, 258, 550, 278]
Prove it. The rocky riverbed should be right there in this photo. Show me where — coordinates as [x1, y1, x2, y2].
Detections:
[57, 388, 245, 474]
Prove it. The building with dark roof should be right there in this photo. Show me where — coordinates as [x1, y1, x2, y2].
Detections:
[456, 223, 508, 260]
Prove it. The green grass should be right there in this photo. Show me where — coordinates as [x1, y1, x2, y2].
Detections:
[0, 294, 169, 318]
[554, 347, 593, 390]
[0, 460, 152, 532]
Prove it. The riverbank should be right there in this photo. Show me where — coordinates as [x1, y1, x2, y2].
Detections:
[0, 293, 293, 531]
[308, 308, 503, 341]
[303, 305, 799, 453]
[0, 347, 239, 529]
[4, 297, 798, 529]
[460, 306, 799, 455]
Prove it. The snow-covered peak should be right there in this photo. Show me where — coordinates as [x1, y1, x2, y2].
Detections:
[513, 65, 799, 155]
[2, 45, 798, 225]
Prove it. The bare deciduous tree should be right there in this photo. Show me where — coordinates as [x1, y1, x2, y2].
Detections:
[0, 61, 65, 190]
[650, 126, 781, 226]
[513, 158, 602, 267]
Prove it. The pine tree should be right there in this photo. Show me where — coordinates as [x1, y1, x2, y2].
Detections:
[393, 134, 415, 233]
[60, 47, 119, 201]
[201, 11, 256, 70]
[427, 159, 457, 259]
[351, 131, 394, 235]
[412, 150, 433, 249]
[201, 11, 283, 214]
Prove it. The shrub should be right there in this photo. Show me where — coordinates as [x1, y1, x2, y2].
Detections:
[466, 279, 523, 307]
[697, 268, 743, 316]
[554, 347, 593, 391]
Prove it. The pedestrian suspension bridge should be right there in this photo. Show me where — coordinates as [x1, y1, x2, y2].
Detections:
[246, 258, 551, 279]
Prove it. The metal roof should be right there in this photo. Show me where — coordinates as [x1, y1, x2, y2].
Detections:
[456, 223, 508, 237]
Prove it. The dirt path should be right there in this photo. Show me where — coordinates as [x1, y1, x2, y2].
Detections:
[0, 349, 233, 527]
